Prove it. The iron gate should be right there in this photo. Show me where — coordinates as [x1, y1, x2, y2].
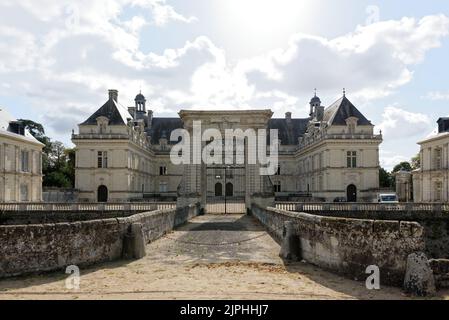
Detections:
[206, 166, 246, 214]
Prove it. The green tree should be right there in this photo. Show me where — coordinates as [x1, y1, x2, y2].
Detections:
[19, 119, 75, 188]
[392, 161, 412, 173]
[379, 168, 393, 188]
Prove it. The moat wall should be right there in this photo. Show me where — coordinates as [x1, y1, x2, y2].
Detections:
[252, 204, 425, 286]
[0, 204, 200, 278]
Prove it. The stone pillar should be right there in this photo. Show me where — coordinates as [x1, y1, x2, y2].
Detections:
[403, 252, 436, 296]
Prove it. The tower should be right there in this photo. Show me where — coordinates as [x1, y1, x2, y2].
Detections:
[309, 89, 324, 121]
[135, 92, 146, 115]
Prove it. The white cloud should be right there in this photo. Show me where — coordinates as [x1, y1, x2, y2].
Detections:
[0, 1, 448, 143]
[423, 91, 449, 101]
[378, 106, 432, 140]
[149, 0, 197, 26]
[379, 150, 410, 171]
[240, 15, 449, 100]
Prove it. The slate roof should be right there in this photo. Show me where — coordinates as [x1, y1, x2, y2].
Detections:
[268, 118, 309, 145]
[323, 96, 372, 126]
[81, 99, 132, 125]
[148, 118, 184, 144]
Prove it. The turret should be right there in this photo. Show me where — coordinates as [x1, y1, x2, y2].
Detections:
[309, 89, 323, 121]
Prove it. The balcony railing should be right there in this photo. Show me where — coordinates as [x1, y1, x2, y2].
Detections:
[0, 202, 176, 212]
[275, 202, 449, 213]
[299, 133, 382, 149]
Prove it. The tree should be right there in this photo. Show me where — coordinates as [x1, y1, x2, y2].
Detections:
[379, 168, 393, 188]
[19, 119, 76, 188]
[392, 161, 412, 173]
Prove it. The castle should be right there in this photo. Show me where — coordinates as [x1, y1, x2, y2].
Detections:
[72, 89, 382, 206]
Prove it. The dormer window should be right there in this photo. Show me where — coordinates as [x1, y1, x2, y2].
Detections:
[96, 116, 109, 134]
[345, 117, 359, 134]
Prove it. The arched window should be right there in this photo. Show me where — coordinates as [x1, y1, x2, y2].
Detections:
[215, 183, 223, 197]
[226, 183, 234, 197]
[98, 185, 108, 203]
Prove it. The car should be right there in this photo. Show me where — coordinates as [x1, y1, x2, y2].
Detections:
[377, 193, 399, 203]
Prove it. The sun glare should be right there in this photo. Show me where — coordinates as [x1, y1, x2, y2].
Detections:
[216, 0, 316, 56]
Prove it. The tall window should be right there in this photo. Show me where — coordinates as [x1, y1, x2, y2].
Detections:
[20, 184, 28, 202]
[347, 151, 357, 168]
[21, 150, 29, 172]
[434, 148, 442, 170]
[435, 181, 442, 202]
[160, 166, 167, 176]
[98, 151, 108, 168]
[348, 123, 356, 134]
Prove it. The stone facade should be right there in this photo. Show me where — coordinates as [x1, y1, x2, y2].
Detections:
[0, 108, 44, 202]
[413, 118, 449, 202]
[72, 89, 382, 204]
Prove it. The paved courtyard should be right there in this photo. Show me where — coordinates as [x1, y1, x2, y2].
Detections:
[0, 214, 447, 300]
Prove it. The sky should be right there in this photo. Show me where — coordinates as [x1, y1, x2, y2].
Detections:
[0, 0, 449, 170]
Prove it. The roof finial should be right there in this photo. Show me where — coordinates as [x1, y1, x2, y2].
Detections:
[343, 88, 346, 97]
[314, 88, 317, 97]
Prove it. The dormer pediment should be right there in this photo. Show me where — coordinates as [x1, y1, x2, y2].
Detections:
[96, 116, 110, 125]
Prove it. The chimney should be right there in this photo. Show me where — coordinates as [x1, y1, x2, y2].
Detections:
[285, 112, 292, 121]
[437, 118, 449, 133]
[108, 89, 118, 102]
[147, 110, 153, 129]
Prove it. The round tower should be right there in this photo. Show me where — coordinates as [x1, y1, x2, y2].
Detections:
[135, 92, 146, 114]
[309, 89, 321, 118]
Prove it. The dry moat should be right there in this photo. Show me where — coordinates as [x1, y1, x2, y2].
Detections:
[1, 214, 448, 300]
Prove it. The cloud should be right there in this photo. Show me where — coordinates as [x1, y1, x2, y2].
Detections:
[379, 150, 410, 171]
[240, 15, 449, 100]
[423, 91, 449, 101]
[147, 0, 197, 26]
[378, 106, 432, 140]
[0, 1, 448, 144]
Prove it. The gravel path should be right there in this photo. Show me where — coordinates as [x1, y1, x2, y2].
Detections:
[0, 214, 447, 300]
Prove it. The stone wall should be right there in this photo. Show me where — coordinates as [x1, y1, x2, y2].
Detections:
[252, 204, 425, 286]
[277, 204, 449, 260]
[0, 204, 200, 278]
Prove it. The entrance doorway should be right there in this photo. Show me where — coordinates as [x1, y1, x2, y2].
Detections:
[98, 185, 108, 202]
[206, 166, 245, 214]
[215, 183, 223, 197]
[347, 184, 357, 202]
[226, 183, 234, 197]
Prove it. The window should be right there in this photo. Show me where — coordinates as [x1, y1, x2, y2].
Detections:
[160, 166, 167, 176]
[347, 151, 357, 168]
[21, 151, 29, 172]
[274, 181, 281, 193]
[98, 151, 108, 168]
[435, 182, 443, 202]
[159, 182, 168, 193]
[20, 184, 28, 202]
[348, 123, 356, 134]
[434, 148, 442, 170]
